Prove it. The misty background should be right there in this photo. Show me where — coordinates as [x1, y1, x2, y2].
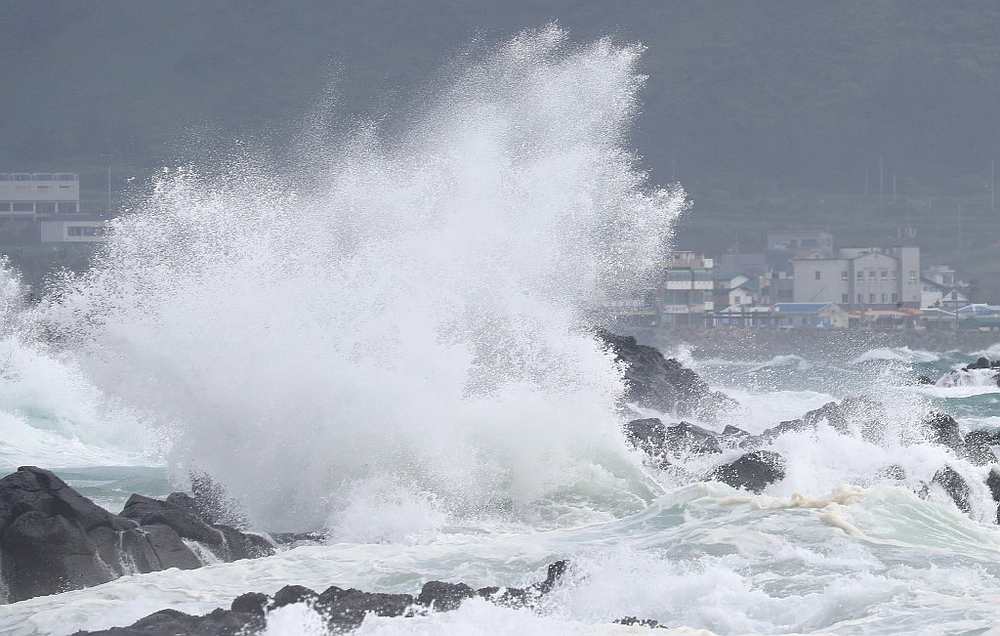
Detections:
[3, 1, 1000, 296]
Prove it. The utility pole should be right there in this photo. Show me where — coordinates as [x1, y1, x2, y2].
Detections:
[992, 159, 996, 211]
[879, 156, 885, 212]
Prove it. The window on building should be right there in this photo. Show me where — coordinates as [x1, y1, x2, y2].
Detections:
[881, 293, 887, 303]
[814, 271, 822, 280]
[909, 271, 917, 282]
[35, 202, 56, 214]
[869, 270, 876, 278]
[857, 294, 863, 304]
[11, 203, 33, 212]
[842, 293, 849, 304]
[869, 293, 876, 303]
[892, 293, 898, 303]
[880, 270, 888, 279]
[841, 271, 848, 281]
[856, 271, 864, 281]
[0, 203, 10, 212]
[57, 202, 77, 214]
[68, 226, 83, 237]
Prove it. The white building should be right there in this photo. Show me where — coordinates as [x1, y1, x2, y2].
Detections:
[792, 246, 920, 309]
[920, 265, 971, 309]
[40, 218, 110, 243]
[0, 173, 79, 216]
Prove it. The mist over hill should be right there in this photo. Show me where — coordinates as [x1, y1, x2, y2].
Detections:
[4, 0, 1000, 291]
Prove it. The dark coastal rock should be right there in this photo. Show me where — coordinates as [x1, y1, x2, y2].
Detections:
[708, 451, 786, 493]
[721, 425, 750, 441]
[986, 468, 1000, 525]
[0, 467, 276, 602]
[316, 587, 415, 628]
[966, 357, 998, 371]
[188, 472, 249, 528]
[272, 584, 318, 608]
[664, 422, 722, 455]
[121, 494, 224, 546]
[0, 466, 147, 602]
[74, 560, 571, 635]
[963, 430, 999, 465]
[417, 581, 477, 611]
[876, 464, 907, 481]
[921, 412, 965, 452]
[596, 331, 736, 420]
[616, 616, 665, 628]
[231, 592, 269, 617]
[932, 466, 971, 514]
[739, 397, 883, 449]
[915, 374, 935, 385]
[624, 418, 722, 469]
[71, 607, 265, 636]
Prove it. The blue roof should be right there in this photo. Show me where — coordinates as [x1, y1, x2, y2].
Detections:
[775, 303, 834, 313]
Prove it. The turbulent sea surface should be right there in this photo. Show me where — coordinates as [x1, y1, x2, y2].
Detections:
[2, 26, 1000, 636]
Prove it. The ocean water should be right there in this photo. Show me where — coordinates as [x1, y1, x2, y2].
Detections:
[2, 26, 1000, 635]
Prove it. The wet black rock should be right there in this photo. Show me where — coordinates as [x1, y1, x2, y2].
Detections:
[0, 467, 276, 602]
[417, 580, 477, 611]
[231, 592, 269, 617]
[596, 331, 736, 420]
[0, 466, 175, 602]
[922, 413, 965, 452]
[877, 464, 907, 481]
[121, 494, 224, 545]
[74, 560, 572, 635]
[915, 374, 935, 385]
[721, 424, 750, 441]
[624, 418, 723, 469]
[965, 357, 999, 371]
[664, 422, 722, 455]
[616, 616, 665, 628]
[987, 468, 1000, 524]
[932, 466, 971, 514]
[272, 584, 318, 609]
[739, 397, 882, 449]
[708, 451, 786, 493]
[963, 430, 999, 466]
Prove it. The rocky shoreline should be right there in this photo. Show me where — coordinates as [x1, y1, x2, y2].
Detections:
[3, 335, 1000, 634]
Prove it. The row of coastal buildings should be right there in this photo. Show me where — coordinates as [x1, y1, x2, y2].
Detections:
[0, 172, 108, 242]
[613, 230, 996, 330]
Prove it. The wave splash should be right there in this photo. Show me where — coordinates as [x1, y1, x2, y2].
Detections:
[37, 26, 685, 531]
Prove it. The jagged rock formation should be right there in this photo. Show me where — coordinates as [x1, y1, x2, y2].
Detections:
[73, 561, 574, 635]
[0, 467, 275, 602]
[708, 451, 786, 494]
[935, 358, 1000, 388]
[596, 331, 736, 420]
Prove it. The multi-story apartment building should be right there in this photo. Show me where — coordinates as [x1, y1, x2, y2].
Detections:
[0, 173, 79, 216]
[792, 246, 920, 308]
[659, 251, 714, 326]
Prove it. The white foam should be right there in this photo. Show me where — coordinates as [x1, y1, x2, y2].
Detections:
[850, 347, 940, 365]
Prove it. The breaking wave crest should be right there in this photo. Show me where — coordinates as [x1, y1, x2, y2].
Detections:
[35, 26, 685, 531]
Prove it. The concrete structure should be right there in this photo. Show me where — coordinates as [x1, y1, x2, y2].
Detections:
[921, 265, 970, 310]
[793, 246, 920, 309]
[40, 217, 110, 243]
[767, 230, 835, 259]
[0, 173, 79, 216]
[774, 303, 849, 329]
[659, 251, 714, 326]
